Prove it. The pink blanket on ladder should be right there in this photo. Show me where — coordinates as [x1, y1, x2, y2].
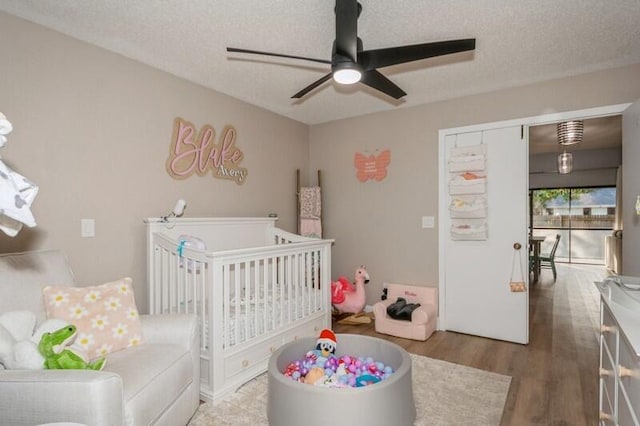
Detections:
[300, 218, 322, 238]
[299, 186, 322, 238]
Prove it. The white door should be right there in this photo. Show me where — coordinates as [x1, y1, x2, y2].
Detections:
[622, 98, 640, 275]
[440, 125, 529, 344]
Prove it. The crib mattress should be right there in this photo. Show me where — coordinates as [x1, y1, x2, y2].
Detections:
[202, 287, 324, 347]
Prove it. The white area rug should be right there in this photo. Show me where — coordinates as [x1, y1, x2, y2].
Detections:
[188, 353, 511, 426]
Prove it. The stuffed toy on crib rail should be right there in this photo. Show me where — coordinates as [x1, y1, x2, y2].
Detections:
[331, 265, 369, 314]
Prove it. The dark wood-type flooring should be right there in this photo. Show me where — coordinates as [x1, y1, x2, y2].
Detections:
[333, 263, 607, 425]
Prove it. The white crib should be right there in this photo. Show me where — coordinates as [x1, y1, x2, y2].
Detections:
[145, 217, 333, 404]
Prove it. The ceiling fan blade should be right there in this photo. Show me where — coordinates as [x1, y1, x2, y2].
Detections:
[360, 70, 407, 99]
[334, 0, 359, 62]
[291, 73, 334, 99]
[359, 38, 476, 70]
[227, 47, 331, 65]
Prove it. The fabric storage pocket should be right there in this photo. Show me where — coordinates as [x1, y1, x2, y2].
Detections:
[450, 219, 488, 240]
[448, 144, 486, 173]
[449, 172, 486, 195]
[450, 195, 487, 219]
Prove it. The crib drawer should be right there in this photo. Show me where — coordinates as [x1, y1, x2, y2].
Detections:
[225, 335, 284, 380]
[284, 319, 324, 343]
[618, 332, 640, 423]
[600, 339, 616, 421]
[601, 304, 619, 361]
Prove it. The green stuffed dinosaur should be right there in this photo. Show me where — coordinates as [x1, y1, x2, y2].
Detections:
[38, 325, 106, 370]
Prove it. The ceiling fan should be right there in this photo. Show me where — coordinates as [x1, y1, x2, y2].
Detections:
[227, 0, 476, 100]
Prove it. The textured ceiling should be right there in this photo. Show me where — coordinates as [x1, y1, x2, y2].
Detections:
[0, 0, 639, 125]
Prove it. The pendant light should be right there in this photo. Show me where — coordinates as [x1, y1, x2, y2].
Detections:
[557, 151, 573, 174]
[557, 121, 583, 145]
[556, 120, 582, 174]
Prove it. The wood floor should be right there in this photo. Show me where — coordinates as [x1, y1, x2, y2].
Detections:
[333, 263, 608, 425]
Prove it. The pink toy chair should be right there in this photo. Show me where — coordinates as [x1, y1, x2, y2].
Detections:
[373, 283, 438, 341]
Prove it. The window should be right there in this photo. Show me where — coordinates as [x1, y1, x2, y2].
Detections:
[530, 187, 615, 264]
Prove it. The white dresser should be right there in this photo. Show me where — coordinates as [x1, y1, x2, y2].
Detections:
[597, 278, 640, 425]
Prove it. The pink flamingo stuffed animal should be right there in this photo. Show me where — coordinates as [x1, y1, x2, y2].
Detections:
[331, 266, 370, 314]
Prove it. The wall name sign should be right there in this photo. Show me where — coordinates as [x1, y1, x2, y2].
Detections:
[166, 117, 247, 184]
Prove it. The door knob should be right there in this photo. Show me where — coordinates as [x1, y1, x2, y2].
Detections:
[599, 367, 612, 377]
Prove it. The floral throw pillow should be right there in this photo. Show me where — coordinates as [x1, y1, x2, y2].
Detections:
[42, 277, 143, 360]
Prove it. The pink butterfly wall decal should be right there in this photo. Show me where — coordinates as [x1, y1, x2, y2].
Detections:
[354, 149, 391, 182]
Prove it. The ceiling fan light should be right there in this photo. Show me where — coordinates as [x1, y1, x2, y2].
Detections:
[557, 120, 583, 145]
[333, 64, 362, 85]
[557, 152, 573, 174]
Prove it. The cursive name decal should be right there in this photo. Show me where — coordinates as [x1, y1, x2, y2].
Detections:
[166, 117, 247, 184]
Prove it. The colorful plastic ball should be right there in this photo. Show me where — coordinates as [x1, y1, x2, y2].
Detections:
[282, 351, 396, 388]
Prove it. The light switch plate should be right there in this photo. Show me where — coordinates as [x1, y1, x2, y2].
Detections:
[421, 216, 435, 228]
[81, 219, 95, 237]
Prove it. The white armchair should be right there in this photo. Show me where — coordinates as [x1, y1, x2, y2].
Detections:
[0, 250, 200, 425]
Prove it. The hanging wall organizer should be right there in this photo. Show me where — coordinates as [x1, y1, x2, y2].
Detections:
[448, 140, 488, 241]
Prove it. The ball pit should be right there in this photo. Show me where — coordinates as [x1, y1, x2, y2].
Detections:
[267, 333, 415, 426]
[282, 351, 395, 387]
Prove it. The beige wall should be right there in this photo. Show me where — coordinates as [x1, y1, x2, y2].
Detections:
[2, 12, 640, 313]
[310, 63, 640, 306]
[0, 13, 309, 312]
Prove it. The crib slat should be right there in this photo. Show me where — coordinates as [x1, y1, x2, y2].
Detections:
[234, 262, 241, 346]
[163, 249, 170, 314]
[151, 246, 160, 314]
[263, 258, 268, 332]
[279, 254, 284, 328]
[307, 251, 312, 316]
[223, 263, 231, 349]
[287, 254, 293, 322]
[271, 256, 277, 330]
[200, 261, 207, 352]
[243, 260, 250, 343]
[313, 249, 319, 312]
[253, 260, 259, 336]
[294, 252, 300, 320]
